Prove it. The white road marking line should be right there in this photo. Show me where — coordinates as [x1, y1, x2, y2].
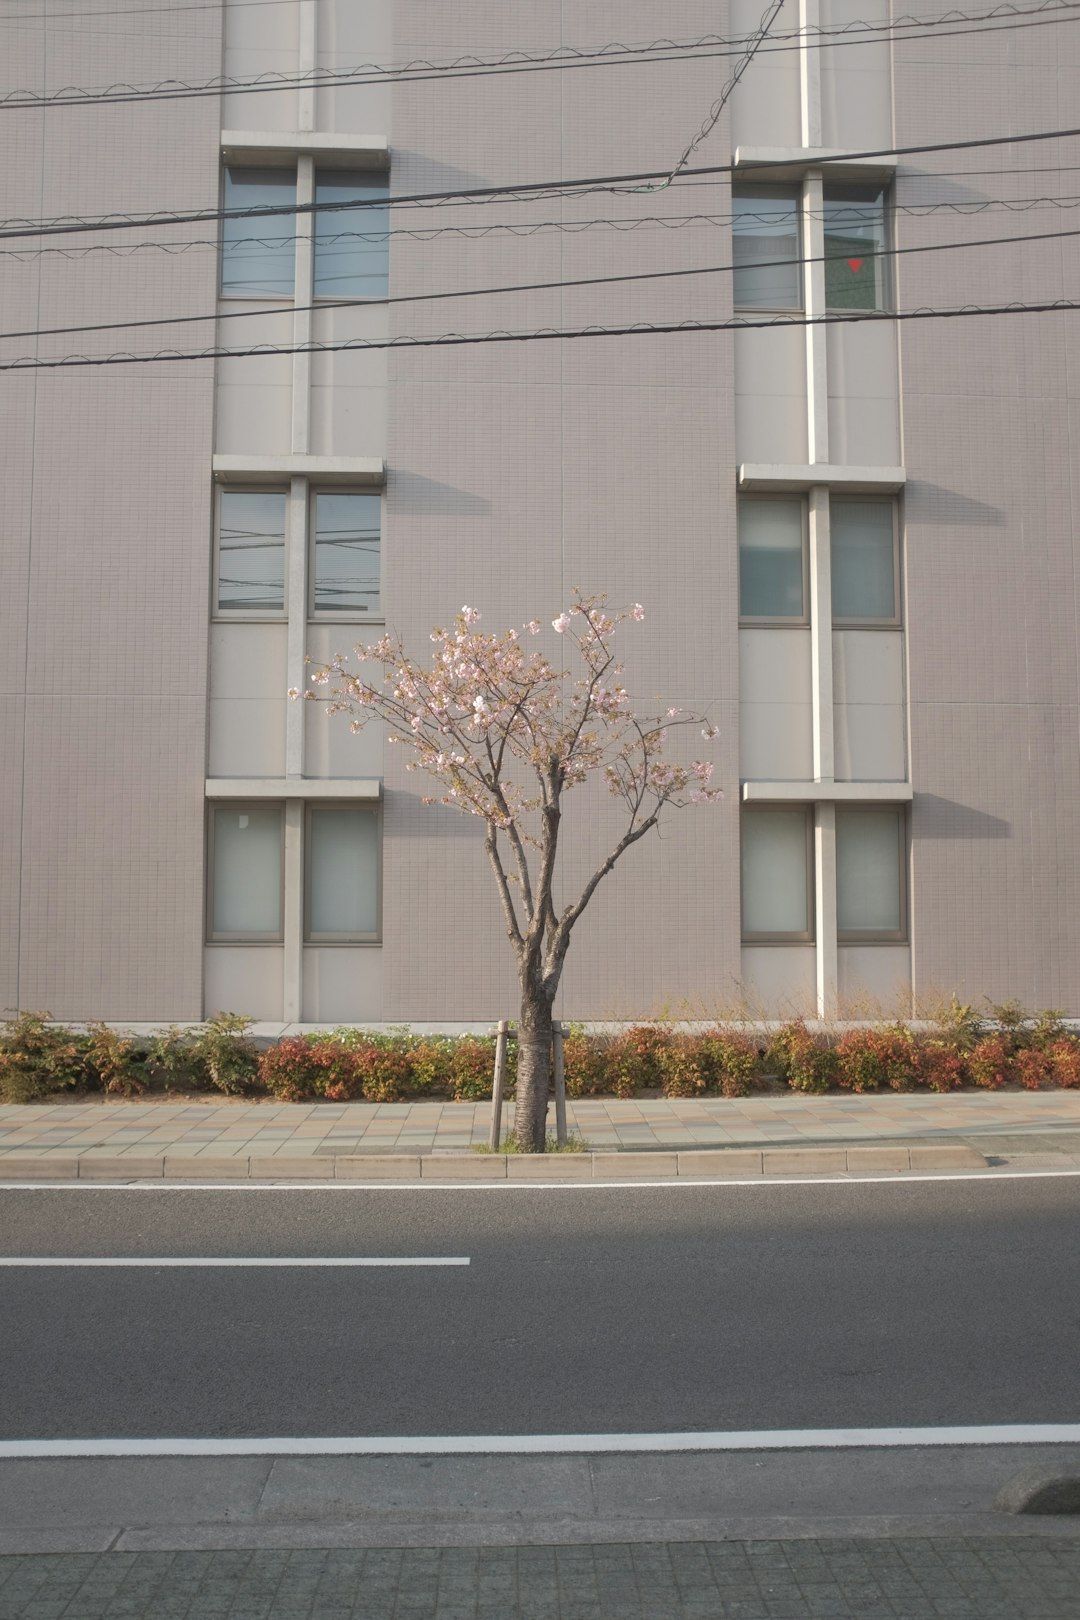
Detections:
[1, 1169, 1080, 1191]
[2, 1425, 1080, 1459]
[0, 1256, 469, 1267]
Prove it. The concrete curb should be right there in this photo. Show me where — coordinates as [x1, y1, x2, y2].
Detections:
[0, 1144, 987, 1182]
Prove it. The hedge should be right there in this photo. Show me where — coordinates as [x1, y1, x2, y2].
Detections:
[2, 1002, 1080, 1104]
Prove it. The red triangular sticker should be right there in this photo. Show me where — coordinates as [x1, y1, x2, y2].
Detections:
[847, 258, 864, 273]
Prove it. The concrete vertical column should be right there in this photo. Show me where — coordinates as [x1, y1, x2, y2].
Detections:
[814, 802, 838, 1019]
[808, 484, 833, 785]
[283, 800, 304, 1024]
[799, 0, 823, 147]
[284, 0, 317, 1031]
[285, 475, 308, 780]
[297, 0, 317, 132]
[291, 154, 315, 457]
[802, 169, 829, 464]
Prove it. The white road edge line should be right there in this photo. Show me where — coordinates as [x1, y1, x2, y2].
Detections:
[3, 1426, 1080, 1459]
[1, 1170, 1080, 1191]
[0, 1257, 468, 1267]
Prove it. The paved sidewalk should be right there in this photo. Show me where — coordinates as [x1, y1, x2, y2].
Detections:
[2, 1539, 1079, 1618]
[1, 1091, 1079, 1164]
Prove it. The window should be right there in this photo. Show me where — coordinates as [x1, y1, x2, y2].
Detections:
[215, 488, 287, 614]
[221, 166, 389, 300]
[823, 186, 888, 311]
[738, 497, 807, 621]
[831, 498, 899, 624]
[314, 170, 389, 299]
[732, 187, 802, 310]
[208, 805, 284, 941]
[306, 805, 380, 941]
[741, 808, 814, 940]
[311, 491, 381, 616]
[836, 806, 906, 939]
[221, 168, 297, 297]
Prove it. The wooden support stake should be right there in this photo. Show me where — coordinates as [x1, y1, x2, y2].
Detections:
[489, 1019, 509, 1151]
[552, 1021, 567, 1147]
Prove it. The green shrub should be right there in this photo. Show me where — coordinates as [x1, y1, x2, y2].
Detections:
[967, 1033, 1012, 1089]
[84, 1022, 150, 1096]
[188, 1012, 261, 1095]
[834, 1024, 920, 1093]
[562, 1027, 612, 1096]
[767, 1020, 836, 1094]
[0, 1011, 89, 1102]
[656, 1034, 709, 1097]
[918, 1039, 967, 1092]
[701, 1030, 762, 1097]
[445, 1036, 497, 1101]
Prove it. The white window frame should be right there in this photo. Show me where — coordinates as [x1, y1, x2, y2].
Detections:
[212, 483, 290, 621]
[835, 804, 908, 943]
[206, 801, 286, 944]
[737, 494, 810, 627]
[303, 801, 383, 944]
[822, 183, 892, 315]
[740, 805, 816, 944]
[731, 184, 804, 314]
[830, 496, 902, 629]
[308, 486, 384, 624]
[220, 158, 390, 308]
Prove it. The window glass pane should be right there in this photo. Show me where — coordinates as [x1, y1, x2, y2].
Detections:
[739, 498, 804, 618]
[217, 490, 286, 612]
[824, 187, 887, 310]
[315, 171, 389, 298]
[732, 189, 801, 309]
[313, 492, 380, 614]
[221, 168, 296, 296]
[309, 807, 379, 937]
[212, 807, 282, 936]
[831, 499, 896, 620]
[742, 809, 809, 935]
[836, 808, 902, 934]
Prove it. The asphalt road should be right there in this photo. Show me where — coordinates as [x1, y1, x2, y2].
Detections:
[1, 1179, 1079, 1440]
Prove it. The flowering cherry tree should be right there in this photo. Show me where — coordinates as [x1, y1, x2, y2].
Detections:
[292, 594, 720, 1152]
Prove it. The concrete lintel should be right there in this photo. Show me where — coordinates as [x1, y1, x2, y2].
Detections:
[206, 778, 381, 801]
[742, 780, 913, 803]
[738, 463, 906, 492]
[733, 145, 897, 182]
[213, 454, 384, 487]
[221, 131, 389, 169]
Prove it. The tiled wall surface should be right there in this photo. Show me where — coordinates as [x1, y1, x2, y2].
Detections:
[894, 5, 1080, 1009]
[0, 11, 222, 1017]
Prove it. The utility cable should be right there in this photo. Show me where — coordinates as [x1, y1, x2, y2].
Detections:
[3, 220, 1080, 344]
[8, 120, 1080, 241]
[4, 191, 1080, 265]
[3, 298, 1080, 372]
[3, 0, 1078, 105]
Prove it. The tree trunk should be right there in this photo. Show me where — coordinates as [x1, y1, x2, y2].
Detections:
[514, 985, 554, 1153]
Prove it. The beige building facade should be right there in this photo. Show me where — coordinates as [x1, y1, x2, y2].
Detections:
[2, 0, 1079, 1025]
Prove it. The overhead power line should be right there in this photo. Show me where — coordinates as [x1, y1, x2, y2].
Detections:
[7, 121, 1080, 242]
[4, 221, 1080, 345]
[6, 190, 1080, 265]
[3, 0, 1079, 105]
[3, 298, 1080, 373]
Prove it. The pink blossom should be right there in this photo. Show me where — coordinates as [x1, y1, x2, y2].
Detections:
[525, 620, 541, 635]
[552, 612, 572, 634]
[461, 605, 481, 624]
[631, 604, 645, 621]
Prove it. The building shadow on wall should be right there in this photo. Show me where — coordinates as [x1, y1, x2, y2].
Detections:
[904, 483, 1005, 526]
[384, 789, 486, 839]
[387, 470, 492, 518]
[913, 793, 1010, 838]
